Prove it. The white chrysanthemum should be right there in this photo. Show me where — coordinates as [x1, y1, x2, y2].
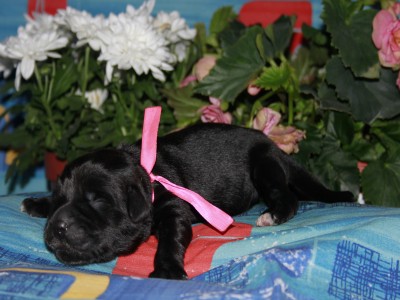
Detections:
[77, 88, 109, 112]
[153, 11, 196, 44]
[126, 0, 155, 23]
[57, 7, 106, 51]
[4, 28, 68, 90]
[97, 12, 173, 82]
[172, 42, 191, 62]
[153, 11, 196, 62]
[25, 12, 60, 35]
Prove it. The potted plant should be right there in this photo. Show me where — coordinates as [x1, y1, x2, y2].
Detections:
[0, 0, 197, 185]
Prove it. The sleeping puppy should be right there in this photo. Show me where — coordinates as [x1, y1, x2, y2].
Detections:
[21, 123, 354, 279]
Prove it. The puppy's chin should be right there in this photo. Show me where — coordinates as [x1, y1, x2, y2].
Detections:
[45, 237, 113, 265]
[53, 248, 115, 266]
[44, 223, 152, 266]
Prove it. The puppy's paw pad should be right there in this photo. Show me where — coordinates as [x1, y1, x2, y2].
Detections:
[256, 213, 276, 227]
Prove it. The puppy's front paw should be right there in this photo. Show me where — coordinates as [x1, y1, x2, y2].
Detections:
[149, 266, 188, 280]
[21, 197, 50, 218]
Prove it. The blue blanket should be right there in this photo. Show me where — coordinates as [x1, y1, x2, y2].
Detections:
[1, 193, 399, 299]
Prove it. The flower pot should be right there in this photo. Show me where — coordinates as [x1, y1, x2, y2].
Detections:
[44, 151, 67, 189]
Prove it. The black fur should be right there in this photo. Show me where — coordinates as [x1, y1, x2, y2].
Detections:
[21, 123, 354, 279]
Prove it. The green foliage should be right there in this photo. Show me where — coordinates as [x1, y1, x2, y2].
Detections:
[324, 57, 400, 123]
[195, 26, 266, 101]
[322, 0, 380, 78]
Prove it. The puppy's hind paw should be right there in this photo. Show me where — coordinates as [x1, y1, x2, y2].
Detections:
[256, 212, 276, 227]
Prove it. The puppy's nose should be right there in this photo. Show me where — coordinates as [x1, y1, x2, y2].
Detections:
[54, 221, 68, 238]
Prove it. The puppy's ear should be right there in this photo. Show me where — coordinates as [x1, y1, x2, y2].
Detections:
[126, 166, 152, 223]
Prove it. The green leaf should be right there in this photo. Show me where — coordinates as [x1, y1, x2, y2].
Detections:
[302, 24, 328, 46]
[219, 20, 246, 50]
[207, 6, 237, 48]
[264, 15, 294, 56]
[294, 124, 324, 165]
[209, 6, 237, 35]
[309, 135, 360, 196]
[324, 57, 400, 123]
[0, 128, 32, 148]
[195, 26, 265, 101]
[371, 120, 400, 157]
[362, 154, 400, 206]
[52, 60, 78, 100]
[194, 22, 207, 55]
[322, 0, 379, 78]
[163, 86, 205, 126]
[254, 62, 292, 91]
[56, 95, 85, 111]
[318, 82, 351, 114]
[325, 111, 355, 146]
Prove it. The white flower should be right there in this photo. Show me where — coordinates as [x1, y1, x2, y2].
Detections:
[153, 11, 196, 62]
[97, 11, 174, 82]
[25, 12, 60, 35]
[3, 27, 68, 90]
[153, 11, 196, 44]
[126, 0, 155, 23]
[57, 7, 106, 51]
[78, 88, 109, 112]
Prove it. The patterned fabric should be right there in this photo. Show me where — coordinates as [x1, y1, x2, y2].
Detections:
[0, 193, 399, 299]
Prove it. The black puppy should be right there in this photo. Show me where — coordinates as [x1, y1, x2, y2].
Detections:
[21, 123, 354, 279]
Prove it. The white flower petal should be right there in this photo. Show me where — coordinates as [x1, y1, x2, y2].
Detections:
[106, 62, 113, 83]
[15, 63, 22, 91]
[20, 56, 35, 80]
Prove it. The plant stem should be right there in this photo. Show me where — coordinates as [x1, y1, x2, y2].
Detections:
[42, 62, 60, 142]
[34, 65, 43, 93]
[46, 62, 56, 104]
[81, 46, 90, 96]
[255, 90, 275, 104]
[288, 91, 294, 125]
[126, 74, 138, 138]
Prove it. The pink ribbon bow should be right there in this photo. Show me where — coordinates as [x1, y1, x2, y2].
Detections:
[140, 106, 233, 232]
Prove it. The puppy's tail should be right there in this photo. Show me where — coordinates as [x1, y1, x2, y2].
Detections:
[287, 158, 355, 203]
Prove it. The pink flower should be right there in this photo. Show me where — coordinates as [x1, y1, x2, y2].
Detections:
[253, 107, 305, 154]
[268, 126, 305, 154]
[194, 55, 217, 81]
[247, 84, 261, 96]
[179, 74, 197, 87]
[397, 71, 400, 88]
[372, 3, 400, 68]
[252, 108, 281, 135]
[200, 97, 232, 124]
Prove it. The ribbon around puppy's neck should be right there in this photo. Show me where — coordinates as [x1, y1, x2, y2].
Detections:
[140, 106, 233, 232]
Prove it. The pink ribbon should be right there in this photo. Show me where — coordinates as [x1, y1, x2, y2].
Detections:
[140, 106, 233, 232]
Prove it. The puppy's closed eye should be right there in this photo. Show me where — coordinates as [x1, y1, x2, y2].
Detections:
[85, 192, 111, 210]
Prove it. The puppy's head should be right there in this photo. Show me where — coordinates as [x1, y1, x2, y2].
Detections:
[44, 147, 152, 265]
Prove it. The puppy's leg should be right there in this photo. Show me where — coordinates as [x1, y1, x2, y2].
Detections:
[251, 148, 298, 226]
[150, 200, 192, 280]
[21, 197, 52, 218]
